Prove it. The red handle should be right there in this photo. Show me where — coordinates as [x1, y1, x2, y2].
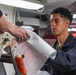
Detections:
[15, 55, 27, 75]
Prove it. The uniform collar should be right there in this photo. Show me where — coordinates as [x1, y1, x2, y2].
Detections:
[63, 34, 74, 47]
[53, 34, 74, 48]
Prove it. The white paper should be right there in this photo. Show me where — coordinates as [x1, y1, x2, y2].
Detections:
[14, 31, 57, 75]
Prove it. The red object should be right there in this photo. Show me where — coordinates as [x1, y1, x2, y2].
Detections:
[15, 55, 27, 75]
[45, 35, 57, 39]
[72, 33, 76, 38]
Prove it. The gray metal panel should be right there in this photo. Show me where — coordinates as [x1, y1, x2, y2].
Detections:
[0, 62, 6, 75]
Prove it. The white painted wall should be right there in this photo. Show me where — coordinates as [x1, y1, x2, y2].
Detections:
[21, 17, 40, 26]
[20, 17, 49, 28]
[0, 4, 15, 23]
[72, 18, 76, 23]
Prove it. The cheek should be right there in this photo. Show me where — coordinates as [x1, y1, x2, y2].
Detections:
[56, 23, 65, 32]
[58, 22, 66, 28]
[58, 25, 67, 32]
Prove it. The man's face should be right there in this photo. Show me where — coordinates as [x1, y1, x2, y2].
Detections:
[50, 13, 69, 36]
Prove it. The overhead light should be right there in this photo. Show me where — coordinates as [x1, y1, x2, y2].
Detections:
[73, 14, 76, 18]
[0, 0, 44, 10]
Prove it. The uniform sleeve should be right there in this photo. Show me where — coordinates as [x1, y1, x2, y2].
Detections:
[46, 47, 76, 72]
[0, 10, 3, 18]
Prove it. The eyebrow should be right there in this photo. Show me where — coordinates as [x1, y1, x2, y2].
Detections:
[51, 18, 59, 22]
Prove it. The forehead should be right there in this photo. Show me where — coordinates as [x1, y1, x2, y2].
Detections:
[50, 13, 61, 20]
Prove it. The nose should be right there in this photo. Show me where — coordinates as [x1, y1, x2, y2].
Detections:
[51, 21, 56, 28]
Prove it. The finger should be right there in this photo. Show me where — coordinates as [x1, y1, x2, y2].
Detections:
[16, 36, 22, 42]
[18, 38, 21, 42]
[25, 30, 30, 38]
[24, 35, 29, 40]
[21, 35, 25, 42]
[19, 33, 26, 42]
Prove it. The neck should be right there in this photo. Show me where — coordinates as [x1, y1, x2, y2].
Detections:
[57, 32, 69, 46]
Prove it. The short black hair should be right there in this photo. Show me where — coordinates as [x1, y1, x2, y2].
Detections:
[51, 7, 73, 25]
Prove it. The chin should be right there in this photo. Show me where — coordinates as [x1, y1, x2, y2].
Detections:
[53, 33, 59, 36]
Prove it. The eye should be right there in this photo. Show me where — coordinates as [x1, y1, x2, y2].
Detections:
[55, 20, 59, 23]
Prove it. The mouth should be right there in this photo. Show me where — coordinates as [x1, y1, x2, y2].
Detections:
[52, 29, 57, 32]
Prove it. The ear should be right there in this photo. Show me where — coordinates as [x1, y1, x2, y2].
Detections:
[66, 19, 70, 28]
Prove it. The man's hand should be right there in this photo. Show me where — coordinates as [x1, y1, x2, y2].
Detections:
[10, 25, 30, 42]
[0, 12, 30, 42]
